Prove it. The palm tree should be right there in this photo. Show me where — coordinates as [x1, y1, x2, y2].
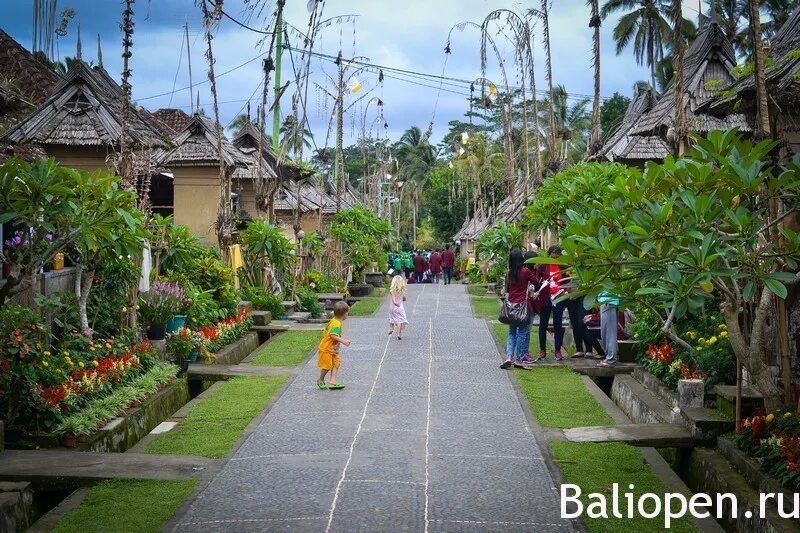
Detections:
[750, 0, 771, 138]
[229, 113, 251, 137]
[707, 0, 752, 56]
[279, 115, 314, 158]
[762, 0, 798, 38]
[538, 85, 591, 164]
[601, 0, 673, 89]
[672, 0, 687, 156]
[395, 126, 436, 242]
[588, 0, 603, 155]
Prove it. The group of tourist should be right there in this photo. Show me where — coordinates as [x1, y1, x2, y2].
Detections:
[389, 245, 456, 285]
[501, 245, 624, 369]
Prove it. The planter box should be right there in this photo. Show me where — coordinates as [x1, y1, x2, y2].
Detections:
[364, 272, 384, 288]
[347, 283, 374, 297]
[80, 378, 189, 453]
[714, 385, 764, 420]
[682, 446, 800, 533]
[211, 331, 260, 365]
[718, 437, 795, 500]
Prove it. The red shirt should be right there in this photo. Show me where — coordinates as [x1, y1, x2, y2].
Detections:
[506, 266, 536, 306]
[413, 254, 426, 273]
[441, 249, 455, 268]
[548, 264, 563, 295]
[429, 252, 442, 273]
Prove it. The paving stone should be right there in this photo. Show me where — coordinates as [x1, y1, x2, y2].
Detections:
[173, 285, 573, 532]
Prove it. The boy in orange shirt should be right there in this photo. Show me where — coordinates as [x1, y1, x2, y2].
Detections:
[317, 301, 351, 390]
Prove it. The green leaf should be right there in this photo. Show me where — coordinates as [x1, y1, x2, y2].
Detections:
[764, 271, 797, 283]
[763, 277, 788, 299]
[0, 212, 16, 224]
[624, 225, 648, 237]
[667, 265, 681, 284]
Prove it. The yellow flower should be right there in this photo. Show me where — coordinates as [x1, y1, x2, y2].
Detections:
[92, 360, 99, 367]
[42, 361, 49, 368]
[687, 331, 697, 340]
[63, 350, 70, 356]
[89, 346, 96, 351]
[696, 346, 703, 352]
[121, 306, 128, 313]
[720, 331, 728, 338]
[718, 323, 727, 331]
[78, 361, 85, 368]
[43, 351, 51, 357]
[105, 343, 112, 349]
[698, 338, 706, 345]
[135, 305, 140, 310]
[785, 412, 793, 419]
[766, 413, 775, 423]
[708, 336, 718, 345]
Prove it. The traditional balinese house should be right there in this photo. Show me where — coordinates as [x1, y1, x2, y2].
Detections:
[231, 122, 358, 239]
[600, 22, 749, 165]
[0, 29, 60, 145]
[2, 58, 166, 172]
[453, 212, 491, 259]
[155, 113, 247, 245]
[702, 7, 800, 157]
[151, 108, 191, 137]
[596, 85, 660, 163]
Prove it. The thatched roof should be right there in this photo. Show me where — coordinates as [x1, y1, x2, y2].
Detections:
[630, 22, 749, 137]
[0, 29, 60, 106]
[2, 60, 165, 148]
[155, 113, 247, 167]
[598, 86, 660, 159]
[232, 122, 313, 182]
[151, 108, 191, 137]
[454, 212, 491, 242]
[703, 8, 800, 122]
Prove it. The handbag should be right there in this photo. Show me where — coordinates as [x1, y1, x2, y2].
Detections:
[498, 296, 530, 325]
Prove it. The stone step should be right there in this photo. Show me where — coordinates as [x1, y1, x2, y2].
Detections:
[281, 301, 298, 312]
[0, 450, 219, 488]
[611, 374, 680, 425]
[250, 310, 272, 326]
[551, 423, 694, 448]
[287, 312, 311, 322]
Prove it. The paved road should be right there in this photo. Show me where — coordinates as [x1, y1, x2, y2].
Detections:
[172, 284, 572, 532]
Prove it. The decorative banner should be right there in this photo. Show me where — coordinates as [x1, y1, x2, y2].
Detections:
[347, 76, 363, 94]
[458, 147, 466, 156]
[307, 0, 317, 13]
[461, 132, 469, 143]
[488, 84, 498, 104]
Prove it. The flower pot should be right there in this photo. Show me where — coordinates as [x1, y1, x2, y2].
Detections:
[53, 252, 65, 271]
[62, 435, 77, 448]
[347, 283, 374, 298]
[146, 322, 168, 341]
[364, 272, 385, 288]
[165, 315, 187, 333]
[188, 351, 199, 363]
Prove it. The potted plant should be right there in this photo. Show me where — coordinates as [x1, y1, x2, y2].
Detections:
[139, 281, 182, 340]
[166, 327, 204, 370]
[57, 416, 93, 448]
[165, 283, 191, 333]
[330, 206, 393, 296]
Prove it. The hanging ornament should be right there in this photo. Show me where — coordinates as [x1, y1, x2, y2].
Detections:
[347, 76, 363, 93]
[307, 0, 317, 13]
[488, 84, 498, 104]
[461, 132, 469, 143]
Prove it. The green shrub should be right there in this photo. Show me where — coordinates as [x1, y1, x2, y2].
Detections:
[241, 286, 284, 318]
[296, 287, 323, 318]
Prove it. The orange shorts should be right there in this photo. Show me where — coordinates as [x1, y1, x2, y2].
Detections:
[317, 350, 340, 371]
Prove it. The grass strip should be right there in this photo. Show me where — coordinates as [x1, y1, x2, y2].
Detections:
[145, 376, 287, 458]
[348, 296, 383, 316]
[467, 284, 490, 296]
[471, 295, 500, 318]
[513, 366, 614, 428]
[250, 330, 321, 366]
[550, 442, 697, 533]
[54, 479, 196, 533]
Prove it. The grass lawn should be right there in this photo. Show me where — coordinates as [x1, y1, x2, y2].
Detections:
[551, 442, 697, 533]
[514, 366, 613, 428]
[348, 296, 383, 316]
[145, 376, 287, 459]
[491, 321, 554, 354]
[471, 295, 500, 318]
[54, 479, 196, 533]
[250, 330, 321, 366]
[467, 284, 489, 296]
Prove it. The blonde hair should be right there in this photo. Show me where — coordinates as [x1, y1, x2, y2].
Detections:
[390, 275, 406, 296]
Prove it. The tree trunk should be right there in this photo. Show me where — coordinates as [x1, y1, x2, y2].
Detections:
[750, 0, 771, 138]
[541, 0, 557, 163]
[119, 0, 135, 191]
[673, 0, 687, 156]
[76, 267, 95, 333]
[589, 0, 602, 154]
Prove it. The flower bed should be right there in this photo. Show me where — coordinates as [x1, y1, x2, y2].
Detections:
[0, 305, 175, 436]
[731, 410, 800, 492]
[198, 309, 253, 353]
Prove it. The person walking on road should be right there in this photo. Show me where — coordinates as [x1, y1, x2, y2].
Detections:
[413, 250, 426, 284]
[500, 249, 537, 370]
[317, 301, 351, 390]
[441, 244, 455, 285]
[429, 249, 442, 284]
[403, 252, 413, 279]
[388, 275, 409, 339]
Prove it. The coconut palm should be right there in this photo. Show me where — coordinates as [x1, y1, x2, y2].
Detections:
[601, 0, 674, 89]
[279, 115, 314, 158]
[394, 126, 437, 242]
[538, 85, 591, 164]
[229, 113, 251, 137]
[672, 0, 687, 155]
[588, 0, 603, 154]
[750, 0, 772, 137]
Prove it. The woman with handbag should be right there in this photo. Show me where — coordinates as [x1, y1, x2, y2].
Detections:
[499, 249, 536, 369]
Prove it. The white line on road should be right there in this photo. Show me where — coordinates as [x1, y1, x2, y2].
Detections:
[325, 328, 393, 532]
[424, 318, 433, 533]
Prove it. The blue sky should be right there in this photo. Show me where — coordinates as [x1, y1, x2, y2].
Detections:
[4, 1, 709, 149]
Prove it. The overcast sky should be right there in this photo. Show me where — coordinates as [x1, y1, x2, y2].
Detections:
[4, 0, 709, 150]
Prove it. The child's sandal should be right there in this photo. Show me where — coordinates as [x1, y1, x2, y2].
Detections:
[328, 383, 345, 390]
[317, 380, 328, 390]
